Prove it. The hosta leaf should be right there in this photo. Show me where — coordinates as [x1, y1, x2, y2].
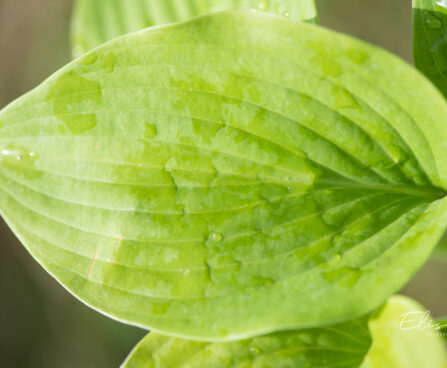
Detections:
[436, 317, 447, 338]
[2, 10, 447, 340]
[360, 296, 447, 368]
[433, 238, 447, 260]
[71, 0, 318, 57]
[121, 296, 447, 368]
[413, 0, 447, 97]
[123, 315, 372, 368]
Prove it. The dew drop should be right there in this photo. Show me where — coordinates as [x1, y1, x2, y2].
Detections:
[72, 45, 85, 59]
[81, 52, 98, 66]
[347, 49, 369, 64]
[1, 146, 42, 179]
[250, 346, 262, 355]
[102, 52, 116, 73]
[211, 233, 223, 242]
[333, 254, 342, 264]
[2, 149, 32, 162]
[425, 12, 442, 29]
[144, 123, 158, 139]
[274, 3, 290, 17]
[258, 0, 269, 10]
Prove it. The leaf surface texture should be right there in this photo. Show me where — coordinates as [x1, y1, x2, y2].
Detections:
[1, 11, 447, 340]
[122, 296, 447, 368]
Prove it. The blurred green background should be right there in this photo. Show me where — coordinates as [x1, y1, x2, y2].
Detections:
[0, 0, 445, 367]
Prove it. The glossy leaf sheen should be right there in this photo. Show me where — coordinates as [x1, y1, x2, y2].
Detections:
[122, 296, 447, 368]
[1, 11, 447, 340]
[413, 0, 447, 97]
[71, 0, 318, 57]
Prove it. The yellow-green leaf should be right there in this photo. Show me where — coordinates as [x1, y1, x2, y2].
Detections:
[121, 296, 447, 368]
[360, 296, 447, 368]
[71, 0, 318, 57]
[1, 11, 447, 340]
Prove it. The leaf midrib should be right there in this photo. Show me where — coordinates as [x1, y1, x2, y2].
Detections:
[318, 178, 446, 200]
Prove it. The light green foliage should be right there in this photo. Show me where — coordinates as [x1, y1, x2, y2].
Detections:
[71, 0, 318, 57]
[2, 10, 447, 340]
[413, 0, 447, 97]
[122, 296, 447, 368]
[360, 296, 447, 368]
[123, 314, 372, 368]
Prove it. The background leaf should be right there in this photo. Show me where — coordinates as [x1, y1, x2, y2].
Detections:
[2, 10, 447, 340]
[123, 312, 372, 368]
[432, 239, 447, 261]
[435, 317, 447, 340]
[121, 296, 447, 368]
[71, 0, 318, 57]
[360, 296, 447, 368]
[412, 0, 447, 97]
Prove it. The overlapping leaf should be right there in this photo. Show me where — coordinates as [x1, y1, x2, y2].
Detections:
[123, 315, 371, 368]
[360, 296, 447, 368]
[413, 0, 447, 97]
[1, 11, 447, 340]
[121, 296, 447, 368]
[433, 239, 447, 260]
[71, 0, 318, 57]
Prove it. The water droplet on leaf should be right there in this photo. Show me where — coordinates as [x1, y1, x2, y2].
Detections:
[1, 146, 42, 180]
[258, 0, 268, 10]
[250, 346, 262, 355]
[211, 233, 223, 242]
[81, 52, 98, 66]
[144, 123, 158, 139]
[425, 12, 442, 29]
[102, 52, 116, 73]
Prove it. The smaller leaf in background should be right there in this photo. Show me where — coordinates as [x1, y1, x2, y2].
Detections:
[435, 317, 447, 340]
[122, 296, 447, 368]
[360, 296, 447, 368]
[413, 0, 447, 98]
[71, 0, 318, 58]
[433, 238, 447, 260]
[122, 315, 372, 368]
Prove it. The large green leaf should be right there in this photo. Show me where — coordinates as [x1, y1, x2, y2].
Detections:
[2, 10, 447, 340]
[71, 0, 318, 57]
[413, 0, 447, 97]
[121, 296, 447, 368]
